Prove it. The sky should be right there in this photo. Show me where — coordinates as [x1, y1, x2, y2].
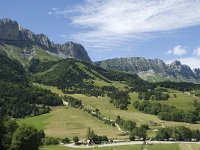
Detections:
[1, 0, 200, 68]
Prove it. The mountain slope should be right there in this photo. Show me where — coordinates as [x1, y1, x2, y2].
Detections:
[95, 57, 200, 83]
[0, 18, 91, 66]
[30, 58, 151, 90]
[0, 51, 27, 82]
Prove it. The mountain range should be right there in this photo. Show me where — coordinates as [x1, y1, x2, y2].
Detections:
[1, 18, 200, 83]
[0, 18, 91, 63]
[96, 57, 200, 83]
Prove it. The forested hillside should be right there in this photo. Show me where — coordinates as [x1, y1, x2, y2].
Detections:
[0, 51, 27, 83]
[30, 58, 153, 90]
[0, 52, 63, 119]
[0, 81, 63, 119]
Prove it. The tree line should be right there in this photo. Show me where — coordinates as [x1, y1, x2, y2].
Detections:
[138, 89, 169, 101]
[157, 81, 200, 92]
[133, 100, 199, 123]
[155, 126, 200, 141]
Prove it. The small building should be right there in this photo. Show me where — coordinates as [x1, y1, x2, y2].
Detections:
[191, 139, 197, 142]
[169, 138, 175, 141]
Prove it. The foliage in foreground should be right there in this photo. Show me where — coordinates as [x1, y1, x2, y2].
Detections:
[0, 120, 44, 150]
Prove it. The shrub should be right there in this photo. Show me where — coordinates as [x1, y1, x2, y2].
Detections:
[62, 137, 70, 144]
[44, 137, 59, 145]
[73, 136, 79, 144]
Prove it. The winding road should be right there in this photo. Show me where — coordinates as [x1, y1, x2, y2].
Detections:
[63, 141, 200, 148]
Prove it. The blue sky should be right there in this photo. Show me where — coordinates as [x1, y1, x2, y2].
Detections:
[1, 0, 200, 68]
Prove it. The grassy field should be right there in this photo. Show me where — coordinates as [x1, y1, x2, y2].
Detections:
[40, 144, 181, 150]
[32, 83, 200, 139]
[93, 80, 128, 91]
[68, 93, 200, 131]
[178, 143, 200, 150]
[18, 107, 122, 139]
[18, 111, 53, 130]
[158, 91, 200, 112]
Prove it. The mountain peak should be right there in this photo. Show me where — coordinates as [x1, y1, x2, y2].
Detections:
[0, 18, 18, 24]
[171, 60, 181, 66]
[0, 18, 20, 40]
[0, 18, 91, 62]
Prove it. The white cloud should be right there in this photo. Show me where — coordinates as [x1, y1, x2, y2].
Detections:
[48, 12, 53, 15]
[167, 45, 187, 56]
[49, 0, 200, 51]
[166, 57, 200, 69]
[193, 47, 200, 57]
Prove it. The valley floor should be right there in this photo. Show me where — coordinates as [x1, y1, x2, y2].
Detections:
[18, 84, 200, 140]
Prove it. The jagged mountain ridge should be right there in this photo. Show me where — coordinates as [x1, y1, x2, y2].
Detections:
[1, 18, 200, 83]
[0, 18, 91, 62]
[95, 57, 200, 83]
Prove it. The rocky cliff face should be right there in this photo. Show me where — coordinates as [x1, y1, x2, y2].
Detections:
[193, 68, 200, 79]
[0, 18, 91, 62]
[168, 60, 197, 79]
[95, 57, 200, 82]
[0, 19, 20, 40]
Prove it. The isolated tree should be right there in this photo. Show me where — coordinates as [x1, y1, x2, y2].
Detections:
[129, 131, 135, 141]
[86, 127, 91, 140]
[135, 126, 147, 141]
[115, 115, 121, 124]
[73, 136, 79, 144]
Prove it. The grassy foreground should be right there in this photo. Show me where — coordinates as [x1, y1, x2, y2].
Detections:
[40, 144, 180, 150]
[18, 107, 121, 139]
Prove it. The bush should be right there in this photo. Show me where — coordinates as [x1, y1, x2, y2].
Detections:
[73, 136, 79, 144]
[129, 131, 135, 141]
[44, 137, 59, 145]
[62, 137, 70, 144]
[140, 124, 149, 130]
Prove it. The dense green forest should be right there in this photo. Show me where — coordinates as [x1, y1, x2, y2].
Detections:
[30, 58, 153, 90]
[0, 52, 27, 83]
[158, 81, 200, 91]
[0, 52, 63, 119]
[0, 81, 63, 118]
